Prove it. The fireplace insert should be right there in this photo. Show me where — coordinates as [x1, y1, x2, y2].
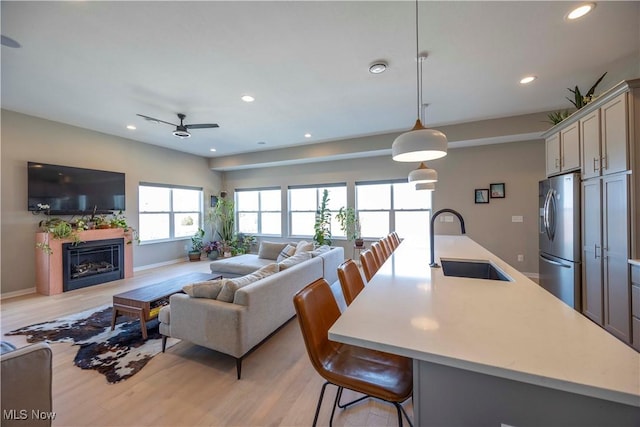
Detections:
[62, 238, 124, 291]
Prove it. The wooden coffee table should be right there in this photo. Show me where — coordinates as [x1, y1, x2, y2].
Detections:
[111, 272, 221, 339]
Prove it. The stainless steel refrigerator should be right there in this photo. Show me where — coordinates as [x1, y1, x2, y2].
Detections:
[539, 172, 581, 310]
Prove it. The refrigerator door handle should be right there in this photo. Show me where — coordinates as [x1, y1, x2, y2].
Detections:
[539, 253, 571, 268]
[543, 189, 554, 241]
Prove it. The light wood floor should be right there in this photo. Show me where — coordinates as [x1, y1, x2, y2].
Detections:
[1, 261, 412, 427]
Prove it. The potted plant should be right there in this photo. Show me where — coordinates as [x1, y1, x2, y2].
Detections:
[188, 228, 205, 261]
[211, 197, 236, 252]
[313, 189, 332, 246]
[203, 240, 222, 260]
[336, 207, 363, 247]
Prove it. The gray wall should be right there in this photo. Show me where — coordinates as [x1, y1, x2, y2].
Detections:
[223, 139, 545, 274]
[1, 110, 223, 295]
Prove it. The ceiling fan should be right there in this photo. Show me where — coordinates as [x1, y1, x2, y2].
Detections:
[136, 113, 219, 139]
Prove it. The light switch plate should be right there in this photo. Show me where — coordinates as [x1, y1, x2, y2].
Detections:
[444, 216, 454, 222]
[512, 215, 523, 223]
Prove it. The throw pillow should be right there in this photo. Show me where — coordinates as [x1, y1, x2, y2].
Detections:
[310, 245, 331, 257]
[182, 279, 226, 299]
[278, 252, 312, 270]
[276, 244, 297, 263]
[217, 263, 279, 302]
[258, 241, 289, 260]
[295, 240, 315, 254]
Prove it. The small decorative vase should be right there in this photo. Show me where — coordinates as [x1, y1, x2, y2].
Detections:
[208, 250, 219, 260]
[224, 251, 232, 258]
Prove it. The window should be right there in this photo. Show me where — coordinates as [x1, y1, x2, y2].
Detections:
[138, 183, 202, 243]
[356, 180, 431, 241]
[235, 188, 282, 236]
[289, 184, 347, 238]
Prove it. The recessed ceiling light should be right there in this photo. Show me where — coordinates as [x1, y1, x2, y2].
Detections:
[566, 3, 595, 20]
[304, 133, 312, 138]
[210, 148, 217, 152]
[520, 76, 537, 84]
[126, 125, 136, 130]
[369, 62, 387, 74]
[241, 95, 255, 103]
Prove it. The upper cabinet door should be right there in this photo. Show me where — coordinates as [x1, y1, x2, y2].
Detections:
[601, 93, 629, 176]
[546, 133, 561, 176]
[580, 109, 601, 180]
[560, 122, 580, 171]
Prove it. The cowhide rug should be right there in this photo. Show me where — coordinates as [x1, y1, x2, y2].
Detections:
[5, 305, 177, 383]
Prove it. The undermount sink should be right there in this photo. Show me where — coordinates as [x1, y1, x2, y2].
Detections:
[440, 258, 512, 282]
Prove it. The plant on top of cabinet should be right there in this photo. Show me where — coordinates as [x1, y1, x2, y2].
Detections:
[546, 110, 571, 125]
[567, 72, 607, 109]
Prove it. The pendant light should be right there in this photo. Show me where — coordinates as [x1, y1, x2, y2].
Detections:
[415, 182, 436, 191]
[392, 0, 447, 162]
[408, 162, 437, 184]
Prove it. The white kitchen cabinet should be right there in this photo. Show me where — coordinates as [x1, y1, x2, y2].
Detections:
[582, 174, 631, 344]
[582, 179, 603, 324]
[580, 109, 601, 179]
[580, 93, 629, 179]
[600, 93, 629, 176]
[545, 122, 579, 177]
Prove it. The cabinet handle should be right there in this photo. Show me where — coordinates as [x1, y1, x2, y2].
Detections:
[593, 157, 600, 172]
[555, 158, 559, 169]
[594, 244, 600, 259]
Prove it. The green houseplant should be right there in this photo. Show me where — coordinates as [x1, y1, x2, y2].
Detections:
[336, 207, 363, 247]
[188, 228, 205, 261]
[313, 189, 332, 246]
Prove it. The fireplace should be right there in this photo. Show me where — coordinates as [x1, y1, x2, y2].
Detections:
[62, 238, 124, 291]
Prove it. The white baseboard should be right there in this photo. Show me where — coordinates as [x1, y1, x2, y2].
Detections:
[134, 258, 186, 272]
[0, 287, 37, 300]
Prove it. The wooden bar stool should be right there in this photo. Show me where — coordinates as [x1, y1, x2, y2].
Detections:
[371, 242, 386, 266]
[293, 279, 414, 427]
[337, 259, 366, 306]
[360, 249, 379, 282]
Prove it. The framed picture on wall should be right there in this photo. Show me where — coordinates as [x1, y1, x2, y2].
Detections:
[475, 189, 490, 204]
[210, 195, 218, 207]
[490, 183, 505, 199]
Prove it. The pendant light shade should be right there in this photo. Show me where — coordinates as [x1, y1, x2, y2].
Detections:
[408, 162, 437, 184]
[392, 120, 448, 162]
[392, 0, 447, 163]
[415, 182, 436, 191]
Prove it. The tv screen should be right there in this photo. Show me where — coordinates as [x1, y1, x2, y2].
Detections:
[28, 162, 125, 215]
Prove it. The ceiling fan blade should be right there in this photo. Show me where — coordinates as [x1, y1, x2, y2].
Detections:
[136, 114, 177, 127]
[185, 123, 220, 129]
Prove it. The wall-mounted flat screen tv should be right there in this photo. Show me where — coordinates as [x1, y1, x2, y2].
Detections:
[28, 162, 125, 215]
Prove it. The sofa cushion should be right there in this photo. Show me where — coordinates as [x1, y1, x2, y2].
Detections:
[209, 254, 273, 276]
[310, 245, 331, 256]
[258, 241, 289, 260]
[278, 252, 312, 270]
[158, 305, 171, 325]
[182, 279, 226, 299]
[295, 240, 314, 254]
[217, 263, 279, 302]
[276, 244, 297, 262]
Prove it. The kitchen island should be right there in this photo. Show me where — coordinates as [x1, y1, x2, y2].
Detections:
[329, 236, 640, 426]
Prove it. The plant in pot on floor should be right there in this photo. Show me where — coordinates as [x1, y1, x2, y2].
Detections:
[203, 240, 223, 260]
[337, 206, 363, 248]
[313, 189, 332, 247]
[188, 228, 205, 261]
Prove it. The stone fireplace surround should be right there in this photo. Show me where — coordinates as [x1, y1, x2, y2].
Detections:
[35, 228, 134, 295]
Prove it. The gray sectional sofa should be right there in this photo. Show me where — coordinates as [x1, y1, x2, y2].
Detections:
[159, 242, 344, 379]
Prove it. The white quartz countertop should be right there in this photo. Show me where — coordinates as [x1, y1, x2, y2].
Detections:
[329, 236, 640, 407]
[629, 259, 640, 267]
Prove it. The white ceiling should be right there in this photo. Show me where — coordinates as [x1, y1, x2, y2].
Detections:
[2, 1, 639, 159]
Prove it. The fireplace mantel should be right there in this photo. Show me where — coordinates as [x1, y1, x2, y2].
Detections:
[35, 229, 134, 295]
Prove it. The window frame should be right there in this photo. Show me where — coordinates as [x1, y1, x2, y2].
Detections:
[138, 182, 203, 244]
[235, 187, 282, 236]
[355, 179, 432, 239]
[288, 183, 347, 239]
